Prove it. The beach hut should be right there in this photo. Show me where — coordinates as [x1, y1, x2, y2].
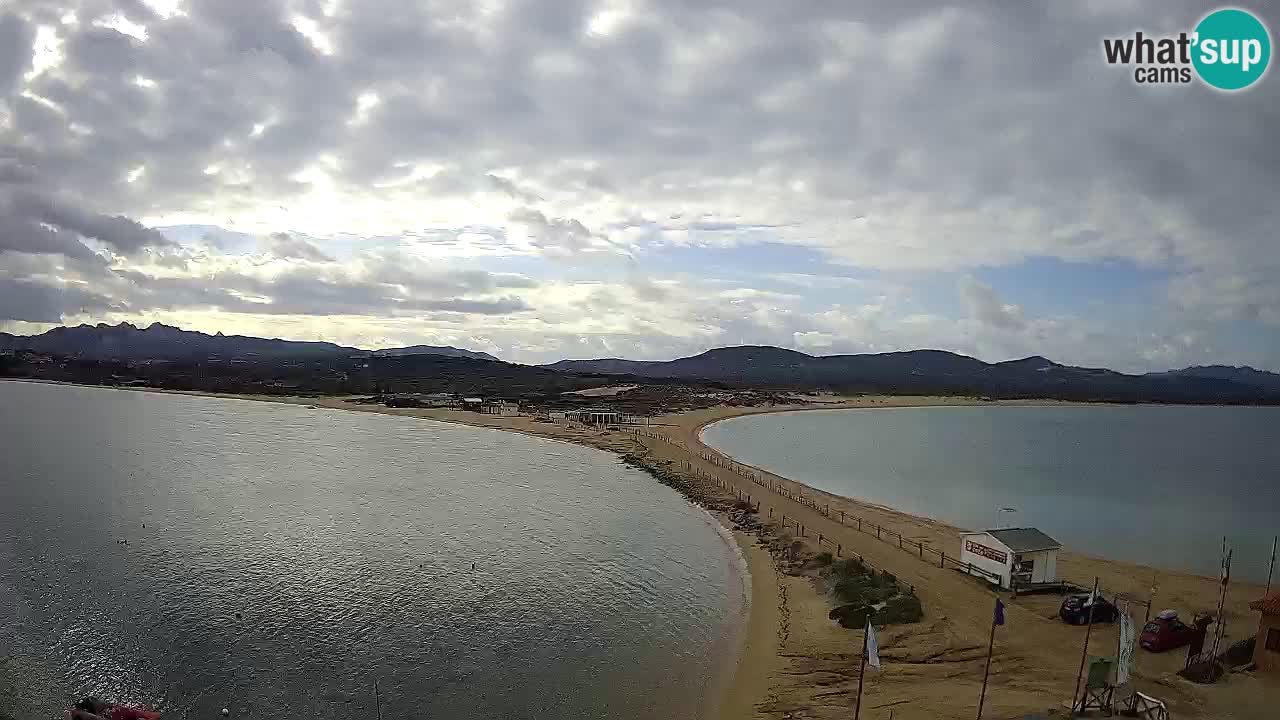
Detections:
[1249, 592, 1280, 674]
[958, 528, 1061, 590]
[566, 408, 623, 426]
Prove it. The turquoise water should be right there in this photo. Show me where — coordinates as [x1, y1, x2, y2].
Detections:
[1, 381, 745, 720]
[702, 405, 1280, 581]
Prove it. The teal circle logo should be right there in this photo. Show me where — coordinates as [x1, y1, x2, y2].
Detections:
[1192, 8, 1271, 90]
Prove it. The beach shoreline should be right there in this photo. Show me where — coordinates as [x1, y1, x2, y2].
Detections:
[4, 378, 1272, 718]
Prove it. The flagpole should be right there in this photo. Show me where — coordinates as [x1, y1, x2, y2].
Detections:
[854, 625, 868, 720]
[1266, 536, 1277, 597]
[976, 598, 999, 720]
[1071, 577, 1100, 713]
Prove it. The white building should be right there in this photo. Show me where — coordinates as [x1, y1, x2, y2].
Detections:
[958, 527, 1061, 590]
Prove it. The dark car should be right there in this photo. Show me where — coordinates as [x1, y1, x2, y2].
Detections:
[1140, 610, 1211, 653]
[1059, 593, 1120, 625]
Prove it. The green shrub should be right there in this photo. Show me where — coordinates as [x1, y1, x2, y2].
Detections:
[829, 603, 874, 629]
[879, 594, 924, 624]
[814, 552, 833, 566]
[833, 557, 866, 578]
[834, 576, 896, 605]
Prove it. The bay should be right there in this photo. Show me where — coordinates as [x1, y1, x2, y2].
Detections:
[702, 404, 1280, 581]
[1, 381, 745, 720]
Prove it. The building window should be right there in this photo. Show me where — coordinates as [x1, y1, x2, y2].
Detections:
[1267, 628, 1280, 652]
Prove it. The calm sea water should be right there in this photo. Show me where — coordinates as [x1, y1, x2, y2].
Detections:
[702, 405, 1280, 581]
[0, 381, 745, 720]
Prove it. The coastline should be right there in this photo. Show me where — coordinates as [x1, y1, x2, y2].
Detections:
[4, 379, 1273, 718]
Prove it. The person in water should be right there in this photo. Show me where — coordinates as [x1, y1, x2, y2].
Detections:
[68, 697, 161, 720]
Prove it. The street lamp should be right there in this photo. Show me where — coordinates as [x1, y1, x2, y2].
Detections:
[994, 506, 1017, 529]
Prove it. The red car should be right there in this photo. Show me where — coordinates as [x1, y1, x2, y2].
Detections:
[1139, 610, 1211, 653]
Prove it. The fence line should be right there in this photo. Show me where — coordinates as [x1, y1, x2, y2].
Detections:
[626, 430, 1007, 585]
[626, 429, 1155, 621]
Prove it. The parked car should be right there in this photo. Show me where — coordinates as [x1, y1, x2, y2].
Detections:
[1059, 593, 1120, 625]
[1140, 610, 1211, 652]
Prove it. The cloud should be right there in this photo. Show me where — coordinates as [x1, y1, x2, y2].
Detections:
[959, 277, 1026, 331]
[261, 232, 335, 262]
[0, 12, 34, 100]
[0, 188, 172, 259]
[0, 0, 1277, 370]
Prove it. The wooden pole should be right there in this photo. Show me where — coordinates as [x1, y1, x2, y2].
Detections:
[374, 680, 382, 720]
[1071, 577, 1100, 712]
[854, 625, 868, 720]
[976, 598, 999, 720]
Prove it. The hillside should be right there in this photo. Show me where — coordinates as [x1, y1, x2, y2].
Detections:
[541, 346, 1280, 403]
[371, 345, 500, 361]
[0, 323, 496, 362]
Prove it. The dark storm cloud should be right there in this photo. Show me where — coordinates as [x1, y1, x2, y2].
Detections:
[0, 12, 34, 99]
[0, 275, 119, 322]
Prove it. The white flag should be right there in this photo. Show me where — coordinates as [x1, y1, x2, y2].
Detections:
[865, 617, 881, 670]
[1116, 610, 1136, 686]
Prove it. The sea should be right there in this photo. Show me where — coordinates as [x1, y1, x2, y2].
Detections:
[0, 381, 746, 720]
[701, 404, 1280, 582]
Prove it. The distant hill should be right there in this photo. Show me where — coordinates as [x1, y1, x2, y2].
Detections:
[372, 345, 500, 361]
[0, 323, 497, 362]
[0, 322, 357, 359]
[542, 358, 664, 374]
[542, 345, 1280, 403]
[1148, 365, 1280, 393]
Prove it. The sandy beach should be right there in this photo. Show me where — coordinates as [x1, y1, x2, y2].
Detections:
[7, 380, 1275, 718]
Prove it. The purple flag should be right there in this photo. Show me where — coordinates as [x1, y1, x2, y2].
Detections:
[994, 598, 1006, 626]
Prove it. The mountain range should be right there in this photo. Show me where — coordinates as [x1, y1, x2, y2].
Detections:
[4, 323, 1280, 403]
[0, 323, 496, 361]
[544, 346, 1280, 403]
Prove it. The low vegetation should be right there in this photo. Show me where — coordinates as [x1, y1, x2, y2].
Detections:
[826, 556, 923, 628]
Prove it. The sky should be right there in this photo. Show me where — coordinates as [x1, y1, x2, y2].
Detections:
[1, 0, 1278, 371]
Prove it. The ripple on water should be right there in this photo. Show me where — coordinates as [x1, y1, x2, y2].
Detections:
[0, 382, 746, 720]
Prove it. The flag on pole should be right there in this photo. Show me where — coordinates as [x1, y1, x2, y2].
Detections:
[994, 598, 1006, 626]
[865, 617, 881, 670]
[1116, 610, 1136, 686]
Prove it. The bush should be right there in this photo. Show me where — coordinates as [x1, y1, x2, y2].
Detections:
[833, 557, 866, 578]
[814, 552, 833, 566]
[829, 603, 874, 629]
[879, 594, 924, 624]
[880, 570, 897, 585]
[834, 575, 896, 605]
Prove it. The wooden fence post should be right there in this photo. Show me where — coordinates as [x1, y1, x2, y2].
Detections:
[940, 552, 946, 568]
[837, 543, 842, 557]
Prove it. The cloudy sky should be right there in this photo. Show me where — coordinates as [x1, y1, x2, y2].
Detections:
[1, 1, 1278, 370]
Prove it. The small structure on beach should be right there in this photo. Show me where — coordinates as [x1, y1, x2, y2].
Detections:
[566, 408, 624, 426]
[959, 527, 1061, 590]
[460, 397, 485, 410]
[481, 400, 519, 416]
[1249, 592, 1280, 673]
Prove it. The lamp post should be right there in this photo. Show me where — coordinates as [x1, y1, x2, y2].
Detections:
[994, 507, 1017, 529]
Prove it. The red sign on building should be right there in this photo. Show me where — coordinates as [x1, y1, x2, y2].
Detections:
[965, 540, 1008, 565]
